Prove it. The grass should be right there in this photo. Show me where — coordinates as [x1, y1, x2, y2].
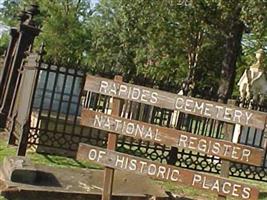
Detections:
[0, 133, 102, 200]
[156, 177, 267, 200]
[0, 134, 267, 200]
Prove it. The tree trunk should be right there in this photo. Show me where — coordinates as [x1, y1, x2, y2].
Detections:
[217, 18, 244, 103]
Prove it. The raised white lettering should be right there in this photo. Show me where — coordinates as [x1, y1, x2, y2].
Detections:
[224, 108, 232, 121]
[151, 92, 158, 104]
[132, 88, 140, 100]
[211, 142, 220, 155]
[193, 101, 204, 115]
[141, 89, 149, 102]
[241, 149, 251, 162]
[170, 170, 180, 181]
[115, 155, 125, 168]
[157, 166, 166, 179]
[233, 110, 242, 123]
[99, 81, 108, 93]
[178, 135, 188, 147]
[232, 147, 240, 160]
[232, 184, 241, 197]
[175, 97, 184, 110]
[222, 182, 231, 194]
[148, 164, 157, 175]
[126, 123, 135, 135]
[245, 112, 253, 125]
[204, 103, 213, 117]
[185, 99, 194, 112]
[88, 149, 97, 161]
[129, 159, 137, 170]
[242, 187, 251, 199]
[118, 84, 128, 96]
[192, 174, 202, 186]
[198, 139, 207, 152]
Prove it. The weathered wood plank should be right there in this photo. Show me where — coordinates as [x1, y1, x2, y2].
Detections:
[77, 144, 259, 200]
[80, 110, 264, 166]
[84, 75, 267, 130]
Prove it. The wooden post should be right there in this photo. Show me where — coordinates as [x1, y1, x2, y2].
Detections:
[217, 123, 232, 200]
[216, 97, 234, 200]
[101, 75, 122, 200]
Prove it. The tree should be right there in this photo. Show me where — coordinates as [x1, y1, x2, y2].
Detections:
[0, 0, 24, 26]
[215, 1, 244, 102]
[88, 0, 225, 94]
[1, 0, 266, 99]
[0, 0, 94, 67]
[33, 0, 93, 66]
[215, 0, 267, 102]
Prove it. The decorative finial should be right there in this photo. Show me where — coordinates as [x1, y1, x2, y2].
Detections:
[25, 4, 40, 26]
[27, 4, 40, 18]
[18, 10, 28, 23]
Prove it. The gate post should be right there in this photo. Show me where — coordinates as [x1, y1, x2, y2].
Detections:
[0, 28, 19, 127]
[0, 5, 40, 128]
[14, 51, 43, 156]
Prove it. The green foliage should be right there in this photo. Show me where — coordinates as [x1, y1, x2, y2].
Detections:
[0, 0, 267, 97]
[88, 0, 226, 93]
[0, 32, 10, 55]
[0, 0, 21, 26]
[0, 0, 33, 26]
[0, 0, 93, 67]
[87, 0, 267, 96]
[35, 0, 93, 66]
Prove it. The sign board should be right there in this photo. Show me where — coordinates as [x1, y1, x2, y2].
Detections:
[85, 75, 267, 130]
[77, 143, 259, 200]
[81, 110, 264, 166]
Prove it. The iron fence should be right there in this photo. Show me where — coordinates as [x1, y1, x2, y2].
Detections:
[1, 4, 266, 184]
[10, 58, 267, 182]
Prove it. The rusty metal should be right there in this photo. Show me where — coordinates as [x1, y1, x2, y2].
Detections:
[0, 28, 19, 128]
[0, 5, 40, 128]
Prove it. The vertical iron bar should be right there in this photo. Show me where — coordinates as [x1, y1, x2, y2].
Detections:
[34, 64, 51, 136]
[62, 69, 77, 133]
[53, 67, 69, 136]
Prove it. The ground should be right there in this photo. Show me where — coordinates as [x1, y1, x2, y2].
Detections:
[0, 130, 267, 200]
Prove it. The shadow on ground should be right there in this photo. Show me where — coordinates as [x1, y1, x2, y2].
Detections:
[260, 192, 267, 198]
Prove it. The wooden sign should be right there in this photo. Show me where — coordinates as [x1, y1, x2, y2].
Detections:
[81, 110, 264, 166]
[84, 75, 267, 130]
[77, 144, 259, 200]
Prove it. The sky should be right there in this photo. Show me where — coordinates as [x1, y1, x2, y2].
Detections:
[0, 0, 7, 37]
